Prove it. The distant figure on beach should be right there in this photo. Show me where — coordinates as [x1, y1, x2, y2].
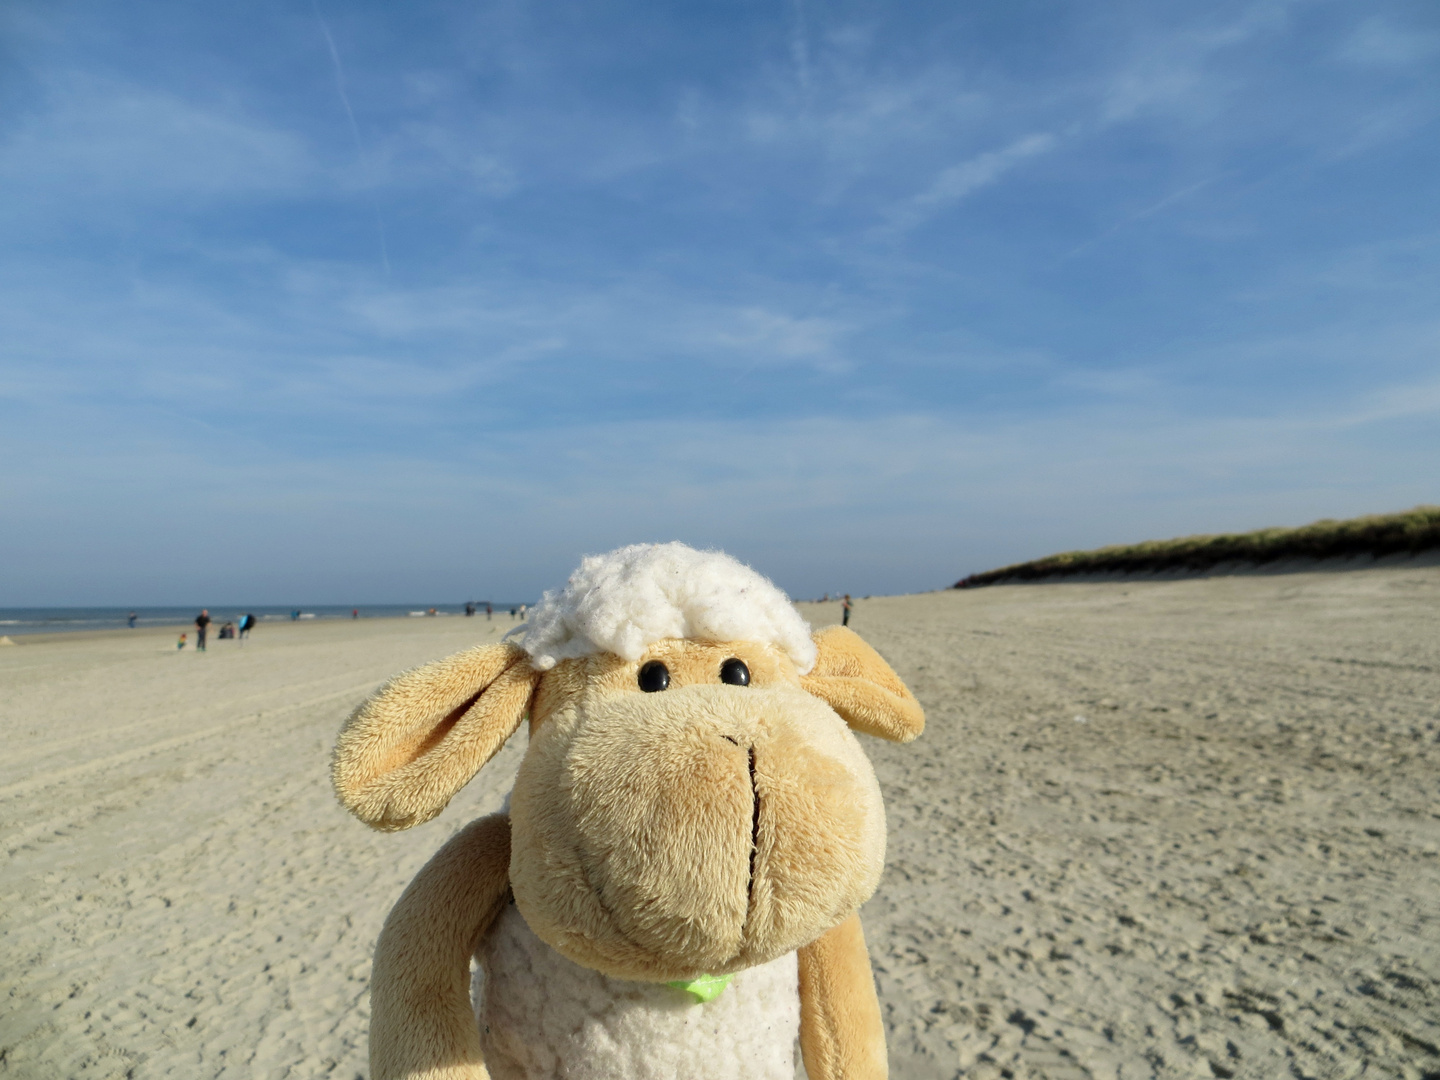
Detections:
[218, 621, 235, 640]
[194, 609, 210, 651]
[239, 613, 256, 640]
[352, 608, 359, 620]
[291, 610, 301, 621]
[842, 594, 853, 627]
[127, 612, 137, 628]
[428, 607, 437, 616]
[176, 633, 187, 651]
[486, 602, 493, 621]
[510, 607, 517, 619]
[465, 602, 476, 617]
[518, 603, 526, 620]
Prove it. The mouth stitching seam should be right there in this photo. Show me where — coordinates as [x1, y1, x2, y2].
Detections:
[747, 746, 759, 906]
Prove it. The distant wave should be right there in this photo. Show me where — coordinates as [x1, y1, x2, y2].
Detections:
[0, 603, 536, 637]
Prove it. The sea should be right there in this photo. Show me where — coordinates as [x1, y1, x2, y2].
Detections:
[0, 604, 533, 637]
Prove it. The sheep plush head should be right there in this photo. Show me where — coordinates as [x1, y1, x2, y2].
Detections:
[332, 542, 923, 984]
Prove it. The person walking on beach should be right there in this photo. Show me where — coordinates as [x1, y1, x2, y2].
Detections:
[127, 612, 137, 628]
[841, 594, 853, 627]
[194, 609, 211, 651]
[486, 602, 493, 621]
[238, 613, 255, 640]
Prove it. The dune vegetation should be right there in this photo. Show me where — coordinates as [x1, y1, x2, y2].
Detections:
[955, 505, 1440, 587]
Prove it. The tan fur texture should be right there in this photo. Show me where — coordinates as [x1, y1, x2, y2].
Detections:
[370, 814, 512, 1080]
[511, 662, 886, 980]
[802, 626, 925, 743]
[333, 643, 539, 831]
[511, 638, 881, 979]
[798, 913, 888, 1080]
[335, 626, 925, 1079]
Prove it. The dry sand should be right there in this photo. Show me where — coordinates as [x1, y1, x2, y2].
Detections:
[2, 566, 1438, 1079]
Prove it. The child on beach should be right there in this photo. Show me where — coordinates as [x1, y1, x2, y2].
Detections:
[177, 633, 187, 650]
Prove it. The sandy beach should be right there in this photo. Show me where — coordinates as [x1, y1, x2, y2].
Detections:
[2, 566, 1438, 1079]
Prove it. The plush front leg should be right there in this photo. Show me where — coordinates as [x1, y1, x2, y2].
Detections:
[797, 913, 888, 1080]
[370, 814, 513, 1080]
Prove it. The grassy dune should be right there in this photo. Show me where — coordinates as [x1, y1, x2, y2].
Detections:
[955, 505, 1440, 588]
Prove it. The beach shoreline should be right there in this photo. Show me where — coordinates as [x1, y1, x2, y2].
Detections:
[0, 604, 532, 640]
[0, 612, 502, 647]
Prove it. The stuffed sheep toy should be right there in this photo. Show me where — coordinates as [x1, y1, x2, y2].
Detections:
[332, 542, 925, 1080]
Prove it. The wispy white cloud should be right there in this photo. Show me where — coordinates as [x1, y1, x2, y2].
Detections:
[734, 48, 990, 174]
[1099, 0, 1298, 123]
[310, 0, 390, 274]
[1341, 17, 1440, 70]
[0, 76, 315, 201]
[868, 2, 1322, 239]
[1227, 233, 1440, 305]
[1058, 174, 1231, 261]
[1338, 375, 1440, 427]
[709, 308, 850, 369]
[881, 133, 1057, 232]
[384, 123, 518, 195]
[311, 2, 364, 158]
[0, 250, 872, 436]
[787, 0, 812, 96]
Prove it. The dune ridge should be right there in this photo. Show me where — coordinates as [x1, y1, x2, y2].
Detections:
[955, 505, 1440, 588]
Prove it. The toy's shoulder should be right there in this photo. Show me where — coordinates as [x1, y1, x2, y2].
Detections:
[475, 903, 801, 1080]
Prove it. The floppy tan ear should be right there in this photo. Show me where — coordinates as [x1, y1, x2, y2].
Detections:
[333, 642, 539, 832]
[800, 625, 924, 743]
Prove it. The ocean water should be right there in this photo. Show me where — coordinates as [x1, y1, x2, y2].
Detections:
[0, 604, 533, 637]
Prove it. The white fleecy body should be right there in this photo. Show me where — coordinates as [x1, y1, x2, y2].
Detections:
[473, 903, 801, 1080]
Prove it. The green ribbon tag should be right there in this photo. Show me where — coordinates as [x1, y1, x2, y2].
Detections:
[667, 973, 733, 1003]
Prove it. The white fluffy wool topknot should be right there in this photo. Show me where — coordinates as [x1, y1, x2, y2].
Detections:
[520, 542, 817, 675]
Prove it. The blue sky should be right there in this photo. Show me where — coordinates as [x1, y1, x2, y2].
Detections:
[2, 0, 1437, 605]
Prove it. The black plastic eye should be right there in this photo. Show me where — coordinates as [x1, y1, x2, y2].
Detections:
[638, 660, 670, 692]
[719, 658, 750, 686]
